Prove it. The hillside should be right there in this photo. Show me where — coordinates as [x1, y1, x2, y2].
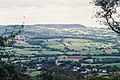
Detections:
[1, 24, 120, 77]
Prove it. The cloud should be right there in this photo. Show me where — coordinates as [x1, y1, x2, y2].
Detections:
[0, 0, 90, 8]
[0, 0, 100, 27]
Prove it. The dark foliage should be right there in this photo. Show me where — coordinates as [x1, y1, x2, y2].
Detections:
[0, 61, 31, 80]
[0, 25, 31, 80]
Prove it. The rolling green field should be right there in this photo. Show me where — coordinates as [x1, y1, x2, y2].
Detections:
[2, 25, 120, 76]
[12, 26, 120, 67]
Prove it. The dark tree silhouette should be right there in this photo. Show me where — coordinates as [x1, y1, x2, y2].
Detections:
[0, 25, 24, 60]
[93, 0, 120, 34]
[0, 24, 31, 80]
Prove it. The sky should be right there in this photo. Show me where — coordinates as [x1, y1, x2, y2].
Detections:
[0, 0, 100, 27]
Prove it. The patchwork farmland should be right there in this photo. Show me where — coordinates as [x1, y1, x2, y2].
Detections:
[1, 24, 120, 77]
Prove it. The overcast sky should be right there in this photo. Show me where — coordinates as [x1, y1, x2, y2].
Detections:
[0, 0, 100, 27]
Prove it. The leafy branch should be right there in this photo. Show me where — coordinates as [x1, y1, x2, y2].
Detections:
[93, 0, 120, 34]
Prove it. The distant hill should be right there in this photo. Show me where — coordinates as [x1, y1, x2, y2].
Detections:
[0, 24, 86, 28]
[30, 24, 86, 28]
